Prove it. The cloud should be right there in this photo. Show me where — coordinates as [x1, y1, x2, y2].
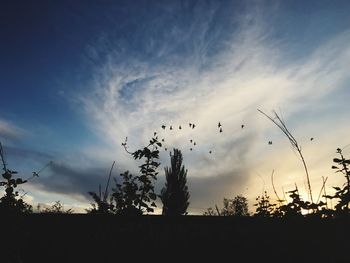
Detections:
[70, 1, 350, 213]
[31, 161, 116, 202]
[0, 119, 25, 141]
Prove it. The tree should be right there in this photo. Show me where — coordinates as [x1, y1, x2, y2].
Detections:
[221, 195, 249, 216]
[204, 195, 249, 216]
[254, 191, 276, 217]
[40, 201, 73, 214]
[160, 148, 190, 215]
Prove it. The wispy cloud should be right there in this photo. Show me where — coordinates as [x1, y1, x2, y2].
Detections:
[72, 2, 350, 213]
[0, 118, 25, 142]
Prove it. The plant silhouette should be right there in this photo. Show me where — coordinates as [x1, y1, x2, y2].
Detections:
[0, 142, 33, 214]
[160, 148, 190, 215]
[254, 191, 276, 217]
[40, 200, 73, 214]
[324, 148, 350, 216]
[205, 195, 249, 216]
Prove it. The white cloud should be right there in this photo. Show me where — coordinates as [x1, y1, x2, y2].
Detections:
[0, 118, 25, 141]
[78, 6, 350, 214]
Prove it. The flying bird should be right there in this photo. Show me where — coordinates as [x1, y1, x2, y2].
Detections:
[190, 148, 193, 151]
[310, 137, 314, 141]
[154, 132, 157, 136]
[218, 122, 222, 128]
[189, 123, 192, 128]
[209, 150, 212, 154]
[241, 124, 245, 129]
[161, 125, 166, 130]
[170, 126, 173, 130]
[179, 125, 182, 129]
[161, 139, 165, 142]
[268, 141, 273, 145]
[192, 124, 196, 129]
[190, 139, 193, 143]
[194, 142, 196, 146]
[165, 148, 167, 151]
[219, 128, 223, 133]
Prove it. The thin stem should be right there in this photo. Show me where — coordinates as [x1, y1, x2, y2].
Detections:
[258, 109, 313, 203]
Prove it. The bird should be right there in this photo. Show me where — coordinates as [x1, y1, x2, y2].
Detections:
[218, 122, 222, 128]
[161, 125, 166, 130]
[192, 124, 196, 129]
[154, 132, 157, 136]
[179, 125, 182, 129]
[310, 137, 314, 141]
[165, 148, 167, 151]
[194, 142, 196, 146]
[189, 123, 192, 128]
[268, 141, 272, 145]
[190, 148, 193, 151]
[190, 139, 193, 143]
[170, 125, 173, 130]
[161, 139, 165, 142]
[241, 124, 244, 129]
[219, 128, 223, 133]
[209, 150, 212, 154]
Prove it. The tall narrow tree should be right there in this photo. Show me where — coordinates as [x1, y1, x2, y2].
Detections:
[161, 149, 190, 215]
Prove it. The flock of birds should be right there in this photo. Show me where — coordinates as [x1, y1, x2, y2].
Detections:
[152, 121, 315, 155]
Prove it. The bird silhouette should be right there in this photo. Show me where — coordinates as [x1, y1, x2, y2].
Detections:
[310, 137, 314, 141]
[268, 141, 272, 145]
[192, 124, 196, 129]
[154, 132, 157, 136]
[161, 125, 166, 130]
[241, 124, 244, 129]
[165, 148, 167, 151]
[219, 128, 223, 133]
[179, 125, 182, 129]
[190, 148, 193, 151]
[194, 142, 196, 146]
[218, 122, 222, 128]
[209, 150, 212, 154]
[190, 139, 193, 143]
[161, 138, 165, 142]
[189, 123, 192, 128]
[170, 126, 173, 130]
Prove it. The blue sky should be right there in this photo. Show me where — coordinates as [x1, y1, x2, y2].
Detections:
[1, 0, 350, 213]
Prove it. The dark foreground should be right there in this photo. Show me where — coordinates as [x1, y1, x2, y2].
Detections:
[2, 215, 348, 262]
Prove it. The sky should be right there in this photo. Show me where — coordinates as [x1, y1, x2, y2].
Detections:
[1, 0, 350, 214]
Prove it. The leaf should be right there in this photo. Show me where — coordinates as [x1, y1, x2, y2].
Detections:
[333, 158, 342, 163]
[332, 166, 338, 169]
[149, 193, 157, 200]
[333, 187, 341, 191]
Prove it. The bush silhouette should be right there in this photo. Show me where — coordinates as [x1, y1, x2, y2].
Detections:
[204, 195, 249, 216]
[0, 142, 32, 214]
[160, 148, 190, 215]
[88, 136, 161, 215]
[324, 148, 350, 216]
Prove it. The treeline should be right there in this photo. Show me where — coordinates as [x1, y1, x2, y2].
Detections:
[1, 135, 350, 218]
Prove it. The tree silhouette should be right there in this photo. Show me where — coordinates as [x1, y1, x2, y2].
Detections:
[221, 195, 249, 216]
[41, 201, 73, 214]
[254, 191, 276, 217]
[160, 148, 190, 215]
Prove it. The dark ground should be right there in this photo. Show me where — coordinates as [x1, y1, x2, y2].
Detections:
[1, 215, 348, 262]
